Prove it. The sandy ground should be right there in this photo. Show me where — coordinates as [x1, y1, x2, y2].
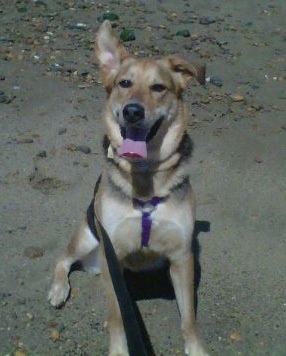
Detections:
[0, 0, 285, 355]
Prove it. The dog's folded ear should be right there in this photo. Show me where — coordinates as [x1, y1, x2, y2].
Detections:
[162, 55, 206, 90]
[95, 20, 129, 91]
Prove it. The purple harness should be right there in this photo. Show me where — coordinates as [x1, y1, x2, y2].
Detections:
[133, 197, 165, 248]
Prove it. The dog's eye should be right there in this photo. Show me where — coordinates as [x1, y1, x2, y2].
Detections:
[150, 83, 166, 93]
[118, 79, 133, 88]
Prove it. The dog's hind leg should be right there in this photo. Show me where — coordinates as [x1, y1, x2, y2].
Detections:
[170, 252, 208, 356]
[48, 218, 99, 307]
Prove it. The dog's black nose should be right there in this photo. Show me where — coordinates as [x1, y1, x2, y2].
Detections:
[123, 103, 145, 123]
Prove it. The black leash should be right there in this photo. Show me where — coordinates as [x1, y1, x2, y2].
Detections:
[87, 175, 155, 356]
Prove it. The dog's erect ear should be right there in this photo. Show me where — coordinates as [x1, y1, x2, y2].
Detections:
[95, 21, 128, 90]
[162, 55, 206, 90]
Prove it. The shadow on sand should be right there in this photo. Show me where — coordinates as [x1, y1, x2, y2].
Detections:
[123, 220, 210, 314]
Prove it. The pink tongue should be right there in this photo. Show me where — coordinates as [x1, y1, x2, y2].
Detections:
[118, 139, 147, 159]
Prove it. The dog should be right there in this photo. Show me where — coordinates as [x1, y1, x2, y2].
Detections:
[48, 20, 208, 356]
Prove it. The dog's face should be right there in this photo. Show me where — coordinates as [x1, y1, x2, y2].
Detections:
[95, 21, 205, 162]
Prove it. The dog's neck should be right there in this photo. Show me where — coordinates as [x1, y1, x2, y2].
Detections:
[103, 133, 192, 200]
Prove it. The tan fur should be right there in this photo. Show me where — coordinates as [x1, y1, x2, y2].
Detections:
[48, 20, 208, 355]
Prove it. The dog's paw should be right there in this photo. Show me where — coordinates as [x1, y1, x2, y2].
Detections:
[109, 351, 128, 356]
[48, 278, 70, 307]
[185, 341, 209, 356]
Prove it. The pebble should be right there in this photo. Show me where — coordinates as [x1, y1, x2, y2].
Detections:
[120, 29, 136, 42]
[0, 91, 15, 104]
[26, 312, 34, 320]
[23, 246, 44, 259]
[0, 93, 8, 103]
[14, 349, 28, 356]
[230, 94, 244, 102]
[102, 13, 119, 21]
[175, 30, 190, 37]
[250, 103, 264, 111]
[76, 145, 91, 154]
[199, 17, 216, 25]
[48, 63, 64, 73]
[254, 157, 263, 163]
[200, 97, 210, 104]
[17, 7, 28, 13]
[65, 143, 77, 151]
[37, 150, 47, 158]
[17, 138, 34, 144]
[80, 70, 90, 77]
[74, 22, 88, 30]
[58, 127, 67, 135]
[209, 76, 223, 87]
[50, 328, 60, 341]
[229, 331, 242, 342]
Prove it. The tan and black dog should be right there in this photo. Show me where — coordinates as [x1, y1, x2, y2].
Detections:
[48, 20, 208, 356]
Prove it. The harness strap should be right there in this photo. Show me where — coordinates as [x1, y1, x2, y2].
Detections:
[133, 197, 165, 247]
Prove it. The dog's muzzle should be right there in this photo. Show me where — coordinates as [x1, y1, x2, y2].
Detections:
[118, 103, 163, 160]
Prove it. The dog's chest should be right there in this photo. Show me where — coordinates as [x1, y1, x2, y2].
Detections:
[98, 193, 194, 259]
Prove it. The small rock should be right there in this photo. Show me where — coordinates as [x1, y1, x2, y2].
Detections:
[102, 13, 119, 21]
[0, 93, 8, 103]
[199, 17, 216, 25]
[48, 64, 64, 73]
[230, 331, 242, 342]
[23, 246, 44, 259]
[250, 103, 264, 111]
[26, 312, 34, 320]
[66, 143, 77, 151]
[230, 94, 244, 102]
[175, 30, 190, 37]
[58, 127, 67, 135]
[0, 91, 14, 104]
[17, 138, 34, 144]
[76, 145, 91, 154]
[70, 288, 80, 299]
[254, 157, 263, 163]
[75, 22, 88, 29]
[200, 97, 210, 104]
[80, 70, 90, 77]
[17, 7, 28, 13]
[209, 76, 223, 87]
[216, 40, 228, 47]
[50, 328, 60, 341]
[120, 29, 135, 42]
[14, 349, 28, 356]
[34, 0, 48, 9]
[37, 150, 47, 158]
[0, 75, 5, 80]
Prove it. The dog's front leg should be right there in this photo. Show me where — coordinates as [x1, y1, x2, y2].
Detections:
[101, 246, 128, 356]
[170, 252, 208, 356]
[48, 219, 99, 307]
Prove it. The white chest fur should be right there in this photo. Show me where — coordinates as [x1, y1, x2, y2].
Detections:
[98, 191, 194, 263]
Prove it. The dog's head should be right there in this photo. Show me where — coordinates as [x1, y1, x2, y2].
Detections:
[95, 21, 205, 163]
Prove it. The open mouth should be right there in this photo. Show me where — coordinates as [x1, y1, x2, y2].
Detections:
[118, 117, 164, 159]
